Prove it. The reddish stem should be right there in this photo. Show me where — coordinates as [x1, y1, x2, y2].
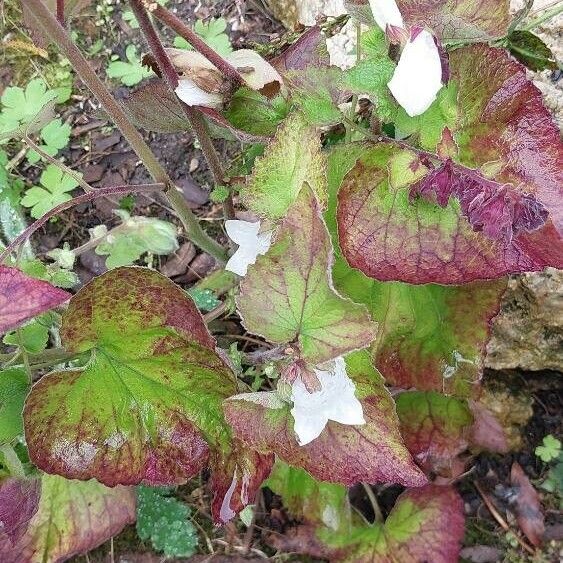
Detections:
[151, 3, 244, 87]
[56, 0, 64, 24]
[0, 184, 165, 264]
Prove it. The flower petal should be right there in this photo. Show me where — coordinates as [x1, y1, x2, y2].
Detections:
[225, 220, 273, 277]
[225, 219, 260, 245]
[175, 78, 223, 108]
[388, 29, 443, 117]
[369, 0, 404, 31]
[226, 49, 283, 92]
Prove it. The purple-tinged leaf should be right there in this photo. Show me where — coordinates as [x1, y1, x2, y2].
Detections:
[238, 187, 377, 364]
[23, 267, 268, 522]
[396, 391, 473, 476]
[0, 474, 135, 563]
[468, 400, 509, 454]
[0, 266, 71, 335]
[0, 478, 40, 546]
[271, 26, 330, 74]
[224, 351, 426, 488]
[270, 485, 464, 563]
[398, 0, 510, 41]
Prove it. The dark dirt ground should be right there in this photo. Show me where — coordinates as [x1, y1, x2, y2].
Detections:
[1, 1, 562, 561]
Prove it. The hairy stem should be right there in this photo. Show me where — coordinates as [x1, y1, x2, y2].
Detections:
[24, 135, 94, 192]
[130, 0, 235, 220]
[150, 3, 244, 86]
[56, 0, 64, 24]
[21, 0, 227, 262]
[522, 3, 563, 30]
[0, 184, 165, 263]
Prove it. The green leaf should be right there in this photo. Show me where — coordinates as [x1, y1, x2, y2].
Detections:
[396, 391, 473, 475]
[0, 474, 135, 562]
[95, 212, 179, 268]
[507, 30, 558, 72]
[20, 164, 79, 219]
[0, 79, 57, 139]
[136, 486, 198, 557]
[27, 118, 71, 163]
[193, 18, 232, 57]
[224, 88, 288, 136]
[0, 367, 29, 444]
[3, 315, 51, 354]
[187, 288, 221, 312]
[535, 435, 562, 463]
[265, 460, 352, 531]
[240, 112, 327, 221]
[107, 45, 153, 86]
[224, 350, 426, 487]
[237, 187, 377, 364]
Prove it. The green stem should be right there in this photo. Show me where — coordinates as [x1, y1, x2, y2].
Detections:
[16, 328, 32, 384]
[0, 444, 25, 477]
[522, 4, 563, 31]
[21, 0, 227, 263]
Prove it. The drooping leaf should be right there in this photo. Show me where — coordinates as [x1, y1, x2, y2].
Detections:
[238, 188, 377, 364]
[224, 350, 426, 488]
[0, 266, 70, 335]
[507, 30, 558, 72]
[398, 0, 510, 41]
[337, 44, 562, 284]
[270, 485, 464, 563]
[0, 477, 40, 545]
[240, 113, 327, 220]
[396, 391, 473, 476]
[0, 368, 29, 445]
[264, 460, 352, 532]
[0, 474, 135, 563]
[23, 267, 269, 523]
[136, 486, 198, 558]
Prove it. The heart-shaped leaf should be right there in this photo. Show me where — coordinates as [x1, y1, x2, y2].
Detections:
[398, 0, 510, 41]
[239, 112, 327, 220]
[270, 484, 465, 563]
[238, 187, 377, 364]
[0, 474, 135, 563]
[337, 45, 562, 284]
[23, 267, 271, 522]
[0, 266, 71, 335]
[224, 351, 426, 487]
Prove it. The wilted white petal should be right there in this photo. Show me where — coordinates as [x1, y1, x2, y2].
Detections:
[175, 78, 223, 108]
[166, 49, 218, 73]
[226, 49, 283, 91]
[290, 356, 365, 446]
[387, 29, 443, 117]
[225, 219, 273, 277]
[369, 0, 404, 31]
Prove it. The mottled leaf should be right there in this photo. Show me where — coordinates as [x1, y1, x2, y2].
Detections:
[224, 351, 426, 488]
[271, 485, 464, 563]
[240, 113, 327, 220]
[337, 45, 562, 283]
[0, 266, 70, 335]
[238, 188, 377, 364]
[23, 267, 270, 522]
[396, 391, 473, 475]
[264, 460, 351, 531]
[271, 27, 330, 74]
[510, 462, 544, 547]
[0, 474, 135, 563]
[0, 367, 29, 444]
[398, 0, 510, 41]
[0, 477, 40, 545]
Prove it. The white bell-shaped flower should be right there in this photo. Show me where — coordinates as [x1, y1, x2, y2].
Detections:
[175, 79, 224, 108]
[290, 357, 366, 446]
[368, 0, 443, 117]
[368, 0, 404, 31]
[225, 220, 272, 277]
[387, 29, 443, 117]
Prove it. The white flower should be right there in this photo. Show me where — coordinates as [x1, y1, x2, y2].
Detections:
[290, 357, 365, 446]
[225, 220, 272, 277]
[175, 79, 223, 108]
[387, 29, 443, 117]
[368, 0, 443, 117]
[368, 0, 404, 31]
